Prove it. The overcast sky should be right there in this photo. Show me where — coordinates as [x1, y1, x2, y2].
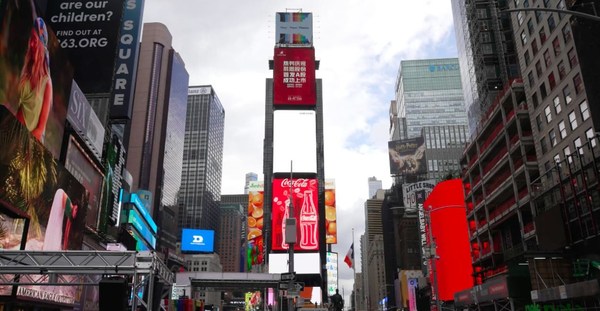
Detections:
[144, 0, 458, 304]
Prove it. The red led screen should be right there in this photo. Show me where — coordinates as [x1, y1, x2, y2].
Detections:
[271, 177, 319, 251]
[273, 47, 316, 106]
[424, 179, 473, 301]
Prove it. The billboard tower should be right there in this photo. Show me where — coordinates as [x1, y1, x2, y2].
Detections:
[262, 10, 330, 303]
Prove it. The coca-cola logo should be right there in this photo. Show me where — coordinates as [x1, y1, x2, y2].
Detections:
[280, 178, 309, 188]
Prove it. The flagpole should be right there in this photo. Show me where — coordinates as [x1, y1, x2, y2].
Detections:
[352, 228, 356, 311]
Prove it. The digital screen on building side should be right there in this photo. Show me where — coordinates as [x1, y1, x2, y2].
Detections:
[181, 229, 215, 253]
[423, 179, 473, 301]
[275, 12, 313, 45]
[271, 177, 319, 252]
[247, 181, 265, 266]
[273, 47, 316, 106]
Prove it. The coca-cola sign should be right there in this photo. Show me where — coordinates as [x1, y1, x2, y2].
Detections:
[271, 177, 319, 252]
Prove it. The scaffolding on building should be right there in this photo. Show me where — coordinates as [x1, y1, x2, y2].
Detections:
[0, 250, 174, 310]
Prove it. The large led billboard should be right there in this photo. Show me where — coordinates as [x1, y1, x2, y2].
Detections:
[275, 12, 313, 45]
[0, 0, 74, 160]
[273, 47, 316, 106]
[388, 137, 427, 175]
[247, 181, 264, 267]
[271, 177, 319, 252]
[67, 80, 105, 160]
[0, 106, 89, 304]
[326, 252, 338, 296]
[423, 179, 473, 301]
[181, 229, 215, 253]
[45, 0, 125, 94]
[325, 179, 337, 244]
[65, 136, 104, 231]
[273, 110, 317, 173]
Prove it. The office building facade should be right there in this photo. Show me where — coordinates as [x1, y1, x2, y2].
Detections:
[178, 86, 225, 250]
[368, 176, 382, 199]
[394, 58, 468, 140]
[451, 0, 521, 137]
[125, 23, 189, 252]
[218, 203, 245, 272]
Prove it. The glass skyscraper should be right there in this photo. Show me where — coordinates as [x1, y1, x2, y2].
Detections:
[178, 86, 225, 248]
[394, 58, 468, 139]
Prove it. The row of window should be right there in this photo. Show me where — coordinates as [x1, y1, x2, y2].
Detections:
[538, 100, 589, 153]
[542, 128, 597, 169]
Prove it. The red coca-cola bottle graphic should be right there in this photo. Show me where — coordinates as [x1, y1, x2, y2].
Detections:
[299, 190, 318, 249]
[281, 198, 290, 249]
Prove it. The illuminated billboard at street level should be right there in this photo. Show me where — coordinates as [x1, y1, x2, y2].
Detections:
[271, 177, 319, 252]
[247, 181, 265, 268]
[273, 47, 316, 106]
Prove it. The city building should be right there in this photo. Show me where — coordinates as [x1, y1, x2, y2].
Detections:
[458, 80, 537, 309]
[393, 58, 468, 140]
[451, 0, 521, 137]
[124, 23, 189, 253]
[178, 86, 225, 250]
[507, 0, 600, 305]
[363, 190, 386, 310]
[245, 172, 258, 194]
[421, 125, 470, 181]
[184, 253, 223, 306]
[368, 177, 382, 199]
[218, 202, 246, 272]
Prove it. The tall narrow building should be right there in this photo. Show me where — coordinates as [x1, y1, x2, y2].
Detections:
[125, 23, 189, 252]
[451, 0, 521, 136]
[368, 176, 382, 199]
[178, 86, 225, 250]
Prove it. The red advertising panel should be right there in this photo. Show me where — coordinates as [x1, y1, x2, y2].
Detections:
[271, 177, 319, 251]
[273, 47, 316, 106]
[424, 179, 473, 301]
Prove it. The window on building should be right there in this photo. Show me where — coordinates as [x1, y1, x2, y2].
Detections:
[527, 19, 534, 35]
[536, 10, 542, 24]
[483, 44, 494, 54]
[557, 0, 566, 18]
[477, 8, 488, 18]
[568, 49, 579, 68]
[559, 121, 567, 138]
[552, 37, 561, 56]
[532, 38, 539, 55]
[553, 96, 561, 114]
[563, 25, 572, 43]
[558, 61, 566, 80]
[549, 130, 557, 147]
[535, 61, 543, 78]
[540, 137, 548, 153]
[575, 137, 583, 155]
[574, 73, 584, 94]
[580, 100, 590, 121]
[540, 82, 548, 99]
[586, 128, 597, 148]
[548, 15, 556, 32]
[524, 0, 530, 7]
[517, 11, 524, 25]
[532, 91, 539, 108]
[521, 31, 528, 46]
[543, 0, 550, 7]
[528, 71, 535, 87]
[563, 86, 572, 104]
[524, 50, 531, 66]
[564, 146, 572, 163]
[544, 105, 552, 123]
[536, 114, 543, 131]
[540, 28, 547, 44]
[569, 111, 578, 130]
[543, 49, 551, 67]
[549, 72, 556, 91]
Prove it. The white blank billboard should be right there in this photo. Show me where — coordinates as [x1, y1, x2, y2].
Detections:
[273, 110, 317, 173]
[268, 253, 320, 274]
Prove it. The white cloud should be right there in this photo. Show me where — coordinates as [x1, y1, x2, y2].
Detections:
[143, 0, 456, 304]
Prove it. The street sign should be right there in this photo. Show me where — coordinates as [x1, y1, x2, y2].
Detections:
[281, 272, 296, 281]
[279, 282, 289, 290]
[287, 290, 300, 297]
[294, 283, 304, 291]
